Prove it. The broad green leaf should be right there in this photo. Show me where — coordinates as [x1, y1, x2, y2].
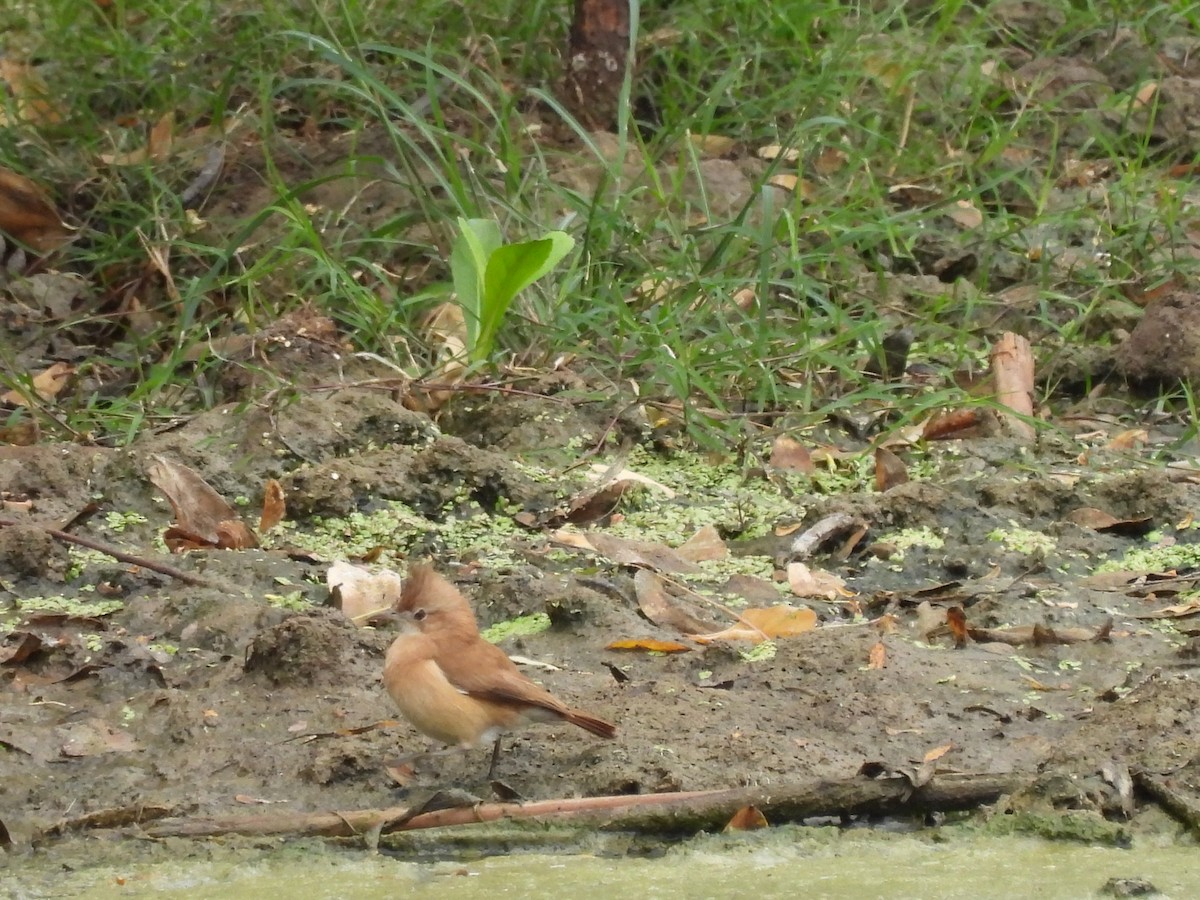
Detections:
[449, 218, 502, 350]
[477, 231, 574, 360]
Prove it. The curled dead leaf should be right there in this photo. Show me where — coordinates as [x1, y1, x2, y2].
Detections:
[259, 479, 286, 532]
[724, 805, 769, 831]
[786, 562, 851, 600]
[99, 112, 175, 166]
[403, 302, 468, 414]
[947, 200, 983, 229]
[633, 569, 720, 634]
[688, 605, 817, 644]
[946, 606, 969, 648]
[873, 446, 908, 492]
[148, 455, 258, 551]
[1, 362, 74, 406]
[0, 167, 71, 257]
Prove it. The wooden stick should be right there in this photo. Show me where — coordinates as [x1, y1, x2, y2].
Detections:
[99, 773, 1023, 841]
[0, 517, 212, 587]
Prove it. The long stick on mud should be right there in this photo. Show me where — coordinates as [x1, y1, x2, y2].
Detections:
[0, 517, 212, 587]
[52, 773, 1023, 842]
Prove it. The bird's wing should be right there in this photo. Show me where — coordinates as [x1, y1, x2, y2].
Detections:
[434, 636, 568, 716]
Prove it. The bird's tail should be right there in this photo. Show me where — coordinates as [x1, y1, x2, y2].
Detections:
[565, 709, 617, 739]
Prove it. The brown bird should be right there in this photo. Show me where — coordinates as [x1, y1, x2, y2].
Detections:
[383, 563, 615, 776]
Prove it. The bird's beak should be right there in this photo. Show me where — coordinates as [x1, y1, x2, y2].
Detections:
[363, 608, 411, 630]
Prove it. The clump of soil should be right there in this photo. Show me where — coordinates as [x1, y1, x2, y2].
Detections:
[243, 613, 359, 686]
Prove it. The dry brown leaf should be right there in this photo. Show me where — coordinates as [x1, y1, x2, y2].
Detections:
[0, 631, 42, 665]
[768, 435, 814, 474]
[968, 619, 1112, 646]
[813, 146, 848, 175]
[1131, 599, 1200, 619]
[786, 562, 851, 600]
[874, 446, 908, 492]
[1063, 507, 1153, 536]
[946, 606, 969, 648]
[947, 200, 983, 229]
[633, 568, 721, 634]
[923, 742, 954, 763]
[688, 605, 817, 644]
[1106, 428, 1148, 451]
[867, 641, 886, 669]
[676, 524, 728, 562]
[548, 528, 596, 551]
[586, 533, 702, 574]
[0, 58, 63, 126]
[148, 455, 258, 551]
[148, 112, 175, 160]
[887, 183, 942, 206]
[1132, 81, 1158, 110]
[731, 287, 756, 311]
[214, 520, 258, 550]
[561, 481, 638, 525]
[0, 167, 71, 256]
[259, 479, 286, 532]
[756, 144, 799, 162]
[0, 419, 39, 445]
[403, 302, 467, 413]
[100, 112, 176, 166]
[1, 362, 73, 406]
[1064, 506, 1120, 530]
[605, 638, 692, 653]
[688, 133, 737, 157]
[724, 805, 769, 831]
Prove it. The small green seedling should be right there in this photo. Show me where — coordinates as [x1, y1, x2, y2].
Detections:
[449, 217, 575, 362]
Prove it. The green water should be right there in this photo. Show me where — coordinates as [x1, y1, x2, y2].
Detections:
[6, 829, 1195, 900]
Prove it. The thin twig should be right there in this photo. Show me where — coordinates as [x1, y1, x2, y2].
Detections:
[0, 517, 212, 586]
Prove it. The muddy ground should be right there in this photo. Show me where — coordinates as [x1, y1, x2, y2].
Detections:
[4, 345, 1200, 859]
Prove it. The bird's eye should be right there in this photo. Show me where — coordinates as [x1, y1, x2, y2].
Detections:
[413, 608, 427, 621]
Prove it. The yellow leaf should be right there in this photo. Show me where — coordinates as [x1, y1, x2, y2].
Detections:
[605, 638, 692, 653]
[688, 605, 817, 644]
[1, 362, 74, 406]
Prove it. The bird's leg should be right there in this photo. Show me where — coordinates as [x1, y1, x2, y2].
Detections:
[486, 735, 503, 779]
[389, 743, 472, 771]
